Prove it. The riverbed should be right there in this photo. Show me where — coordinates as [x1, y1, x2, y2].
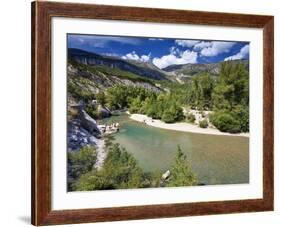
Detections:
[99, 113, 249, 185]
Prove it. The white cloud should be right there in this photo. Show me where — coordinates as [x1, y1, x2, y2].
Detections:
[175, 40, 200, 48]
[140, 54, 151, 62]
[122, 51, 139, 61]
[152, 50, 198, 69]
[175, 40, 236, 57]
[122, 51, 151, 62]
[193, 41, 212, 50]
[224, 45, 249, 61]
[200, 41, 236, 57]
[169, 46, 181, 55]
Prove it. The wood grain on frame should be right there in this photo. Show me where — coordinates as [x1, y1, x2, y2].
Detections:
[31, 1, 274, 226]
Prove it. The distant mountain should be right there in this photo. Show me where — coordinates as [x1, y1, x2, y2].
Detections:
[163, 59, 249, 77]
[68, 48, 167, 81]
[68, 48, 249, 85]
[126, 59, 168, 76]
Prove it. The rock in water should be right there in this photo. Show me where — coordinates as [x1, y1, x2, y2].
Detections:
[162, 170, 171, 180]
[79, 109, 101, 135]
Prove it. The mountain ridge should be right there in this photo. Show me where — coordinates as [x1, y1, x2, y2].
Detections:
[68, 48, 168, 81]
[163, 59, 249, 74]
[68, 48, 249, 84]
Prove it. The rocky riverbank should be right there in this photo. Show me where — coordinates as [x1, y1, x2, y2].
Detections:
[67, 108, 120, 169]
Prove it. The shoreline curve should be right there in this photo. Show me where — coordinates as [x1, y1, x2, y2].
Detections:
[129, 113, 249, 138]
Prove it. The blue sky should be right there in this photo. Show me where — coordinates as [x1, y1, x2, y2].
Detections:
[68, 34, 249, 69]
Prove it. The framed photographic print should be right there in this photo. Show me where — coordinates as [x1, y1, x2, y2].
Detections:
[31, 1, 274, 226]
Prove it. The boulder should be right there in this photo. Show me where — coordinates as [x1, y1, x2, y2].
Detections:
[67, 119, 100, 151]
[97, 105, 111, 118]
[88, 136, 97, 143]
[70, 134, 78, 142]
[162, 170, 171, 180]
[78, 109, 101, 135]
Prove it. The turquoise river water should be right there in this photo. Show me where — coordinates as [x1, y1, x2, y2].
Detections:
[99, 114, 249, 185]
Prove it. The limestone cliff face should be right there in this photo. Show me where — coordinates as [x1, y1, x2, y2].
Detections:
[67, 62, 163, 105]
[68, 48, 167, 81]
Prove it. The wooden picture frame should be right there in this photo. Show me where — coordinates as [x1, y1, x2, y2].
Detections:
[31, 1, 274, 226]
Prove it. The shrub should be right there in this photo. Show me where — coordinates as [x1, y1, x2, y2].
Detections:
[147, 171, 162, 188]
[161, 104, 184, 123]
[85, 105, 101, 119]
[171, 105, 185, 122]
[162, 110, 176, 123]
[233, 105, 249, 132]
[68, 146, 97, 181]
[73, 144, 144, 191]
[146, 105, 161, 119]
[211, 111, 241, 133]
[72, 170, 109, 191]
[186, 113, 196, 123]
[199, 119, 208, 128]
[96, 92, 106, 106]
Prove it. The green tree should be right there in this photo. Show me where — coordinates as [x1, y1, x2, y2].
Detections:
[188, 73, 214, 110]
[210, 61, 249, 133]
[68, 146, 97, 180]
[96, 92, 106, 106]
[85, 105, 100, 119]
[233, 104, 249, 132]
[102, 144, 143, 189]
[161, 104, 184, 123]
[105, 85, 154, 110]
[72, 170, 109, 191]
[212, 62, 249, 110]
[167, 146, 197, 187]
[128, 97, 144, 114]
[143, 96, 162, 119]
[170, 104, 184, 121]
[210, 110, 241, 133]
[73, 144, 144, 191]
[106, 85, 128, 109]
[162, 109, 175, 123]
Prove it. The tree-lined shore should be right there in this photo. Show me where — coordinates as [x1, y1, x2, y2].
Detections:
[82, 61, 249, 134]
[129, 113, 249, 137]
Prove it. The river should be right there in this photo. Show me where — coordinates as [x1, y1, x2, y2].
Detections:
[99, 113, 249, 185]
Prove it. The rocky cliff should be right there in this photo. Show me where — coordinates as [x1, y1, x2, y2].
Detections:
[67, 61, 163, 104]
[68, 48, 168, 81]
